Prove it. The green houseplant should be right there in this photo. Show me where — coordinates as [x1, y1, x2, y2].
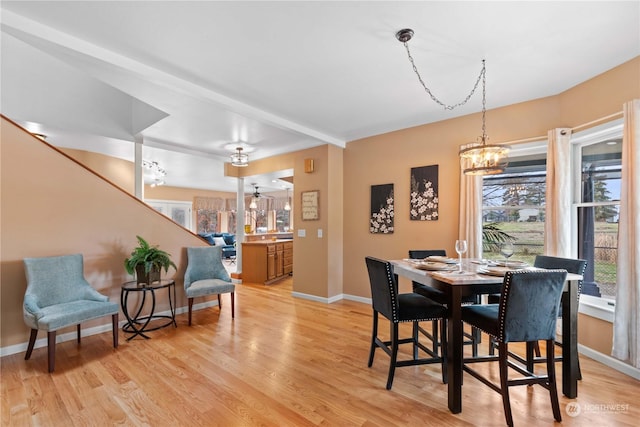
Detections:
[124, 236, 177, 285]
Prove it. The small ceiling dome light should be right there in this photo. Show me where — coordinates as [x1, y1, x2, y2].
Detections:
[230, 147, 249, 167]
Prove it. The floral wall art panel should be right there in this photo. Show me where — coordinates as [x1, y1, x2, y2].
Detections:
[410, 165, 439, 221]
[370, 184, 394, 234]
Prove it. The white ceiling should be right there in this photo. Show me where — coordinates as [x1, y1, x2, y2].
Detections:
[2, 1, 639, 193]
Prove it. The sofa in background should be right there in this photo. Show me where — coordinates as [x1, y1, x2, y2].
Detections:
[198, 233, 236, 259]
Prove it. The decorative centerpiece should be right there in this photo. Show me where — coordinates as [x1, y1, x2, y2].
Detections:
[124, 236, 176, 285]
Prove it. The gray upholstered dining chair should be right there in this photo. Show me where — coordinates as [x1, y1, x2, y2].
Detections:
[365, 256, 448, 389]
[461, 269, 567, 427]
[488, 255, 587, 379]
[23, 254, 119, 372]
[184, 246, 235, 325]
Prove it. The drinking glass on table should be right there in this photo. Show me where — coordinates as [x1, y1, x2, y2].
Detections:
[455, 240, 468, 273]
[500, 242, 515, 268]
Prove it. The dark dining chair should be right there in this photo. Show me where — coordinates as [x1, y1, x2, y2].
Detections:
[488, 255, 586, 379]
[365, 256, 448, 389]
[409, 249, 481, 356]
[461, 269, 567, 427]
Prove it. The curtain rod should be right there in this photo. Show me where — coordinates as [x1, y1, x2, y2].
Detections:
[497, 111, 624, 146]
[570, 111, 623, 133]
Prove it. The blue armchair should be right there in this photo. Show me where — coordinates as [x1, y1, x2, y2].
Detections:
[23, 254, 119, 372]
[184, 246, 235, 325]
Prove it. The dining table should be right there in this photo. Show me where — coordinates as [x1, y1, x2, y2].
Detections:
[390, 258, 583, 414]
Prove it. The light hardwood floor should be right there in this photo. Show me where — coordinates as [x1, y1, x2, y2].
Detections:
[2, 277, 639, 426]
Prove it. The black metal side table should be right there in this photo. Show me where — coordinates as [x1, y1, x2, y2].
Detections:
[120, 279, 177, 341]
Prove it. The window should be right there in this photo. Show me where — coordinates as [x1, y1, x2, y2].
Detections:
[147, 199, 193, 231]
[482, 142, 548, 264]
[573, 122, 622, 302]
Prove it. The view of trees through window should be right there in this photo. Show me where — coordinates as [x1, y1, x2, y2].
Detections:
[482, 137, 621, 300]
[483, 165, 546, 263]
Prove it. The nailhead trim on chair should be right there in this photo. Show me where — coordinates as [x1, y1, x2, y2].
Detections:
[384, 261, 443, 323]
[497, 269, 568, 343]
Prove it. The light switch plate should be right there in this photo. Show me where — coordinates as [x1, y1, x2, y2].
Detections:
[298, 229, 306, 237]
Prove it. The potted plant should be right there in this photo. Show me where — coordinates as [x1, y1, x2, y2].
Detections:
[124, 235, 177, 285]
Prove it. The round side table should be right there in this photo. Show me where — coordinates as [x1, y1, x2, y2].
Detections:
[120, 279, 177, 341]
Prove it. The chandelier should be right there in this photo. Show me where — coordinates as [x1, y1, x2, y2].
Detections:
[395, 28, 510, 175]
[142, 160, 166, 186]
[230, 147, 249, 167]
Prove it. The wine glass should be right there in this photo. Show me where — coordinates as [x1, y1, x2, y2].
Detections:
[500, 242, 515, 268]
[455, 240, 468, 274]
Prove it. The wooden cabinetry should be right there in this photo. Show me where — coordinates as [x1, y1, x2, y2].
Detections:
[242, 240, 293, 285]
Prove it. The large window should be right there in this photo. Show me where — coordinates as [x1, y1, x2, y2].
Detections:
[573, 125, 622, 301]
[482, 144, 547, 264]
[481, 123, 622, 308]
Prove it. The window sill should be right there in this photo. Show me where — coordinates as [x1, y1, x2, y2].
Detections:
[579, 295, 615, 323]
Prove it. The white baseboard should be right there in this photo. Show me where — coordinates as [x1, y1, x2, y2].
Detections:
[0, 302, 218, 358]
[579, 344, 640, 380]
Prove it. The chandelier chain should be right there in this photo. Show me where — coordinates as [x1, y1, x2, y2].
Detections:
[402, 41, 485, 111]
[481, 59, 487, 141]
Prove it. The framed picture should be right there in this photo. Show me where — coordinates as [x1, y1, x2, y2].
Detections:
[301, 190, 319, 220]
[370, 184, 394, 234]
[410, 165, 439, 221]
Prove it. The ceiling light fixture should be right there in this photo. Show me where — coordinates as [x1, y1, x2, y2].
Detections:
[284, 188, 291, 211]
[142, 160, 167, 177]
[249, 199, 257, 210]
[230, 147, 249, 167]
[396, 28, 510, 175]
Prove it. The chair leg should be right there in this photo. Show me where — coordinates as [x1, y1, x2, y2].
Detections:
[188, 297, 194, 326]
[217, 294, 222, 311]
[534, 340, 541, 357]
[77, 324, 81, 344]
[412, 321, 419, 360]
[489, 336, 496, 355]
[546, 339, 562, 422]
[230, 292, 235, 318]
[367, 311, 379, 367]
[471, 326, 480, 357]
[432, 319, 439, 354]
[47, 331, 57, 373]
[498, 342, 514, 427]
[526, 341, 535, 373]
[112, 313, 119, 348]
[386, 323, 399, 390]
[25, 329, 38, 360]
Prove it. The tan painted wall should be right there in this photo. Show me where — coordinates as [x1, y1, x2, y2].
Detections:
[578, 313, 614, 355]
[61, 148, 237, 229]
[0, 118, 208, 348]
[60, 148, 135, 193]
[343, 56, 639, 354]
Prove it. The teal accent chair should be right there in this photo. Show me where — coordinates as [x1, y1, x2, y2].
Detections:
[461, 269, 567, 427]
[184, 246, 235, 325]
[23, 254, 119, 372]
[365, 256, 448, 389]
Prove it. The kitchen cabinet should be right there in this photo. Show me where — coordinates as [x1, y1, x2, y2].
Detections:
[242, 240, 293, 285]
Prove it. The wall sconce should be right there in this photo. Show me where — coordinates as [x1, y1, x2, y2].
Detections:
[304, 158, 314, 173]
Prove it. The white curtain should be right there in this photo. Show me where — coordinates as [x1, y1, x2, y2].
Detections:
[459, 157, 483, 258]
[612, 99, 640, 368]
[544, 128, 573, 257]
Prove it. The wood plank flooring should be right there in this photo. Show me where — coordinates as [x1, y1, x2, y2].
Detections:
[2, 277, 639, 426]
